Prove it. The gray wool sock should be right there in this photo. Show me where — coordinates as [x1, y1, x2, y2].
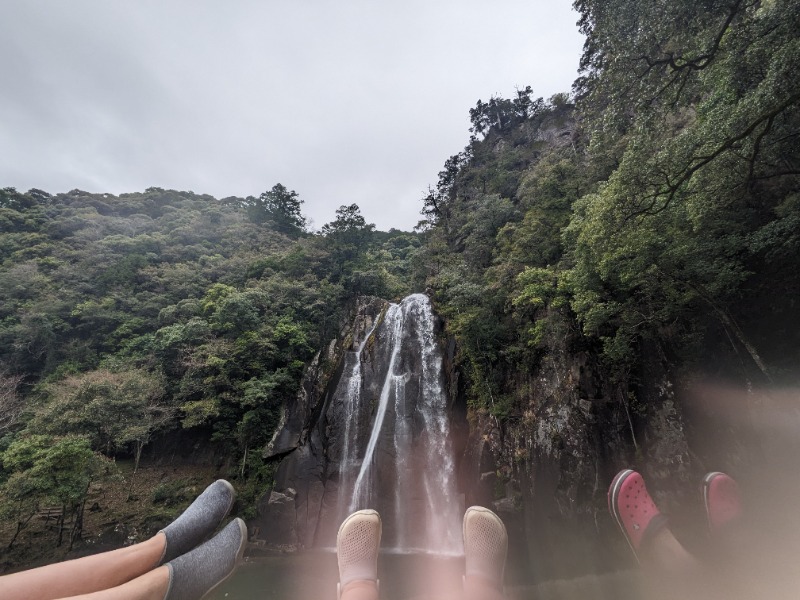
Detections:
[159, 479, 236, 565]
[163, 518, 247, 600]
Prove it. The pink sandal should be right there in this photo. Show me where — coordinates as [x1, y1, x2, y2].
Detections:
[608, 469, 668, 562]
[702, 471, 742, 534]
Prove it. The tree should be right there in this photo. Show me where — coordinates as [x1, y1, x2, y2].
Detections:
[247, 184, 307, 234]
[0, 435, 112, 549]
[565, 0, 800, 374]
[419, 153, 469, 233]
[320, 204, 376, 284]
[0, 187, 38, 211]
[321, 204, 372, 237]
[468, 88, 544, 137]
[33, 369, 172, 469]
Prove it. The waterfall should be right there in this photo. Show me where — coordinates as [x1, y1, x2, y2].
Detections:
[412, 296, 461, 553]
[345, 294, 462, 554]
[335, 313, 383, 517]
[350, 303, 403, 511]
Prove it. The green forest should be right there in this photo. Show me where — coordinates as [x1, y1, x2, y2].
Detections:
[2, 0, 799, 566]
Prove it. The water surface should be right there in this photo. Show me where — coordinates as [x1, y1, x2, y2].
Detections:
[208, 552, 465, 600]
[207, 552, 637, 600]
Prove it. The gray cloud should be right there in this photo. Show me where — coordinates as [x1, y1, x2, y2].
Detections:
[0, 1, 584, 231]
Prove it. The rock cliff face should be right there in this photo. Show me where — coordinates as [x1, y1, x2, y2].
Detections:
[462, 324, 696, 578]
[255, 297, 714, 578]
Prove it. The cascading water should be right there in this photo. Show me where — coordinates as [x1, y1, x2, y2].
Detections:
[413, 297, 461, 553]
[343, 294, 462, 554]
[349, 303, 403, 512]
[335, 314, 383, 515]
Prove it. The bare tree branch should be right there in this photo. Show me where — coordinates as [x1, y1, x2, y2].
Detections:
[624, 92, 800, 222]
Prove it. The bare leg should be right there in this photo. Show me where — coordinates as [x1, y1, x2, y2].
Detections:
[640, 527, 716, 600]
[464, 574, 505, 600]
[339, 580, 380, 600]
[56, 566, 169, 600]
[0, 533, 166, 600]
[2, 480, 238, 600]
[642, 527, 699, 574]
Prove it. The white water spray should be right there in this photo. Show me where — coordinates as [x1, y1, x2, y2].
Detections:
[335, 313, 383, 516]
[350, 303, 404, 510]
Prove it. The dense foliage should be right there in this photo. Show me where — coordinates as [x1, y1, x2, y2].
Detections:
[417, 0, 800, 417]
[0, 186, 418, 546]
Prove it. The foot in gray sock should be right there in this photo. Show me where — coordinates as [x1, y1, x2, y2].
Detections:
[164, 517, 247, 600]
[159, 479, 236, 565]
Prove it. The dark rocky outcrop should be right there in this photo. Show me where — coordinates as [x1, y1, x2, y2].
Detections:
[465, 328, 696, 579]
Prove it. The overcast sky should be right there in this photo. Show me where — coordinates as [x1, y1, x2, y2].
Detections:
[1, 1, 584, 232]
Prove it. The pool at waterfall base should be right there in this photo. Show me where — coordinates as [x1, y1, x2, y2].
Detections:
[207, 551, 640, 600]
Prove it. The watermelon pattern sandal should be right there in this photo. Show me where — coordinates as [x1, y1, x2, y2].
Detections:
[608, 469, 669, 562]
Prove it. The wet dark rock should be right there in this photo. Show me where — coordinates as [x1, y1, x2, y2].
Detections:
[254, 489, 298, 550]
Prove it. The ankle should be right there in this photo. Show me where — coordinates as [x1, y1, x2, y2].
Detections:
[150, 531, 168, 568]
[464, 573, 502, 592]
[340, 580, 379, 600]
[642, 527, 697, 574]
[464, 574, 504, 600]
[152, 565, 171, 597]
